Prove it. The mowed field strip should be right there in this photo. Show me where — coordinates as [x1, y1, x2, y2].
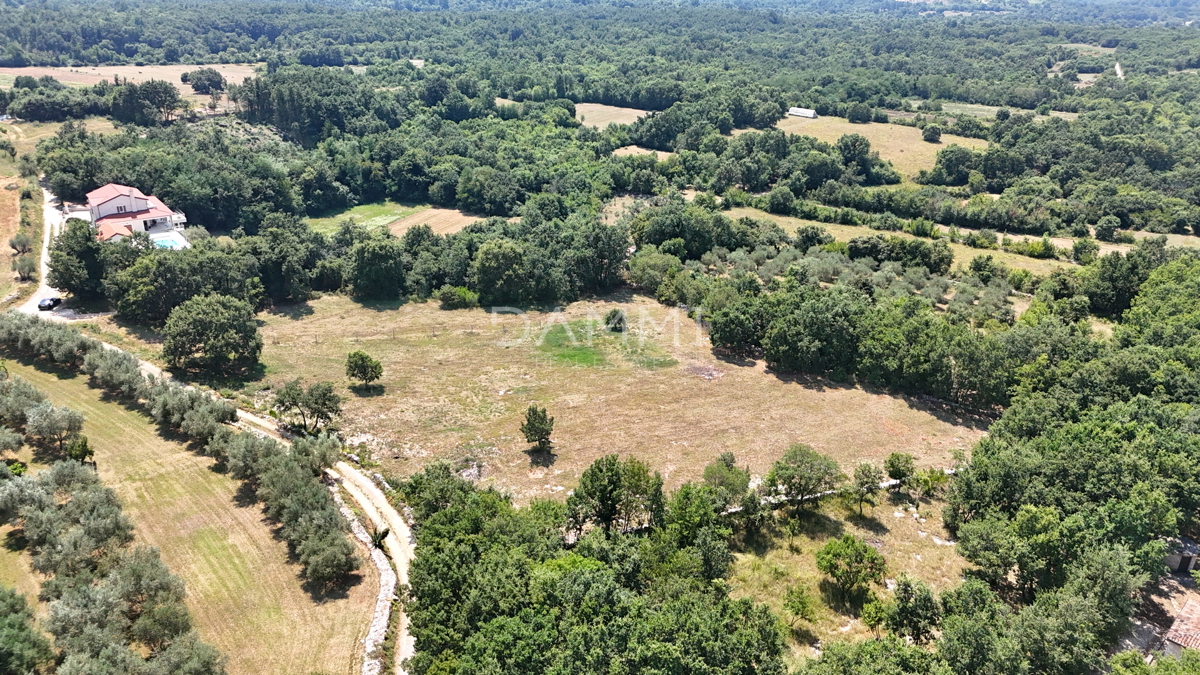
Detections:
[575, 102, 647, 128]
[761, 117, 988, 180]
[4, 357, 377, 675]
[388, 206, 483, 235]
[258, 295, 986, 503]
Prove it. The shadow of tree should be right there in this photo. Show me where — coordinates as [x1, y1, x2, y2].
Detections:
[3, 527, 28, 554]
[350, 383, 385, 398]
[845, 512, 890, 536]
[525, 444, 557, 468]
[265, 302, 315, 321]
[818, 578, 871, 617]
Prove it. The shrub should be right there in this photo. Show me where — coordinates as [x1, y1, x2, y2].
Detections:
[520, 405, 554, 451]
[815, 534, 887, 600]
[436, 285, 479, 309]
[922, 125, 943, 143]
[604, 308, 626, 332]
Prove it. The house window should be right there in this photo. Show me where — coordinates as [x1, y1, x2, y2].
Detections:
[116, 206, 126, 213]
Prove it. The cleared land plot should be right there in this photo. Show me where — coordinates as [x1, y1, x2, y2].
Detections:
[612, 145, 675, 158]
[307, 200, 429, 235]
[0, 64, 259, 102]
[388, 207, 482, 236]
[1060, 42, 1117, 55]
[0, 118, 117, 176]
[726, 206, 1074, 276]
[3, 357, 376, 675]
[256, 294, 985, 503]
[766, 117, 988, 180]
[731, 496, 965, 667]
[576, 102, 647, 128]
[934, 101, 1078, 122]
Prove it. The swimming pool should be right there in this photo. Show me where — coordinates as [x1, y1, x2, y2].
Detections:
[149, 231, 191, 250]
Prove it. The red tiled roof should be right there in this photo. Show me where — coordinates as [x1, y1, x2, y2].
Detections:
[93, 196, 176, 227]
[1166, 598, 1200, 650]
[96, 222, 133, 242]
[86, 183, 147, 209]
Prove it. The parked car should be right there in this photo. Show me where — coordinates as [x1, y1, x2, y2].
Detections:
[37, 297, 61, 311]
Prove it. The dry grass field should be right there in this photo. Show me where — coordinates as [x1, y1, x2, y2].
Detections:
[253, 294, 985, 503]
[0, 64, 260, 103]
[0, 118, 117, 176]
[388, 207, 483, 236]
[725, 206, 1075, 277]
[765, 117, 988, 180]
[0, 183, 23, 301]
[3, 357, 377, 675]
[934, 101, 1079, 122]
[576, 102, 648, 128]
[730, 495, 966, 668]
[612, 145, 674, 158]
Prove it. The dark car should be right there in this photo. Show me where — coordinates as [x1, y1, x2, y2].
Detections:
[37, 297, 61, 311]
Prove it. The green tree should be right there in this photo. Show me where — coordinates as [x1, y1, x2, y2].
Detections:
[922, 125, 943, 143]
[815, 534, 886, 600]
[852, 462, 883, 515]
[703, 451, 750, 508]
[275, 380, 342, 433]
[764, 444, 845, 506]
[348, 237, 406, 300]
[471, 238, 530, 305]
[783, 583, 818, 626]
[65, 433, 93, 462]
[520, 405, 554, 451]
[25, 400, 84, 451]
[345, 350, 383, 385]
[1094, 215, 1121, 242]
[162, 293, 262, 370]
[11, 255, 35, 282]
[0, 586, 54, 675]
[182, 67, 226, 95]
[884, 452, 915, 488]
[886, 575, 941, 643]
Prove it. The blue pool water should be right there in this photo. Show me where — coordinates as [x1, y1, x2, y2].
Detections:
[150, 231, 190, 249]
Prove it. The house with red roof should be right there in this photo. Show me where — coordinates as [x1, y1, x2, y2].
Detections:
[86, 183, 189, 248]
[1165, 597, 1200, 658]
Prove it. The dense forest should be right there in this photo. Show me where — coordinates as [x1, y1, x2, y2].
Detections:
[10, 0, 1200, 673]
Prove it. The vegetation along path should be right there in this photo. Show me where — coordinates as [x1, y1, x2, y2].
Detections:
[5, 356, 377, 675]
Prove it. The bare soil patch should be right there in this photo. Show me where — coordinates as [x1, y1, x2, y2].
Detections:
[576, 102, 648, 128]
[388, 207, 483, 236]
[255, 294, 985, 504]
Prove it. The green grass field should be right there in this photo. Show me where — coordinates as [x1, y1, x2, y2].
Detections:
[3, 356, 377, 675]
[306, 200, 428, 234]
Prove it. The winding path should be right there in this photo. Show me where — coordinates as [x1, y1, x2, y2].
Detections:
[15, 189, 417, 674]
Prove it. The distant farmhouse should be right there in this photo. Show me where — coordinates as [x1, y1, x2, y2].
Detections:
[86, 184, 190, 250]
[788, 107, 818, 119]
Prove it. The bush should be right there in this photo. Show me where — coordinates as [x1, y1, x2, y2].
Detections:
[1095, 215, 1120, 242]
[604, 308, 627, 332]
[815, 534, 887, 600]
[767, 187, 795, 215]
[436, 285, 479, 309]
[922, 125, 943, 143]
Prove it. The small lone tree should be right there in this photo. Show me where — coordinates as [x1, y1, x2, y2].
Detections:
[275, 380, 343, 434]
[65, 434, 94, 463]
[604, 308, 627, 332]
[852, 462, 884, 515]
[884, 452, 915, 489]
[783, 584, 818, 627]
[521, 405, 554, 451]
[346, 350, 383, 386]
[815, 534, 887, 601]
[886, 575, 942, 644]
[922, 125, 943, 143]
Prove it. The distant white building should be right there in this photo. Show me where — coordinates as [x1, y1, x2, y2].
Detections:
[86, 183, 190, 249]
[788, 107, 818, 119]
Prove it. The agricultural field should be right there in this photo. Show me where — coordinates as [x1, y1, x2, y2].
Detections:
[388, 206, 483, 235]
[252, 294, 985, 503]
[768, 116, 988, 180]
[306, 199, 429, 235]
[2, 356, 378, 675]
[725, 206, 1075, 276]
[0, 64, 260, 104]
[731, 495, 965, 667]
[575, 102, 647, 128]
